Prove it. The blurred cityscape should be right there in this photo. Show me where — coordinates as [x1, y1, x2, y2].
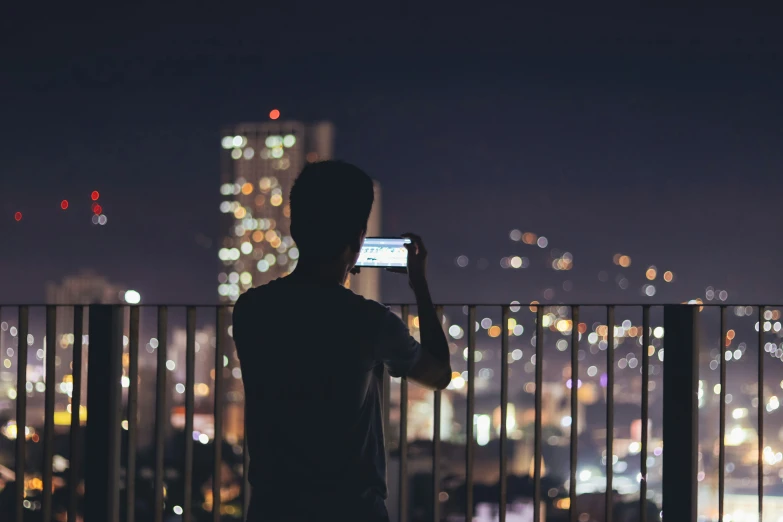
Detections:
[1, 117, 782, 522]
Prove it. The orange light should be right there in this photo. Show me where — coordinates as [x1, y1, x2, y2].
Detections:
[241, 182, 254, 195]
[727, 329, 735, 340]
[663, 271, 674, 282]
[91, 191, 100, 201]
[61, 200, 69, 210]
[488, 325, 501, 338]
[269, 109, 280, 120]
[14, 212, 22, 221]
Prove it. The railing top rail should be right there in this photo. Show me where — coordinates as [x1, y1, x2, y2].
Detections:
[2, 302, 783, 307]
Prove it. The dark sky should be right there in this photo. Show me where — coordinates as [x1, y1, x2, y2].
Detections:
[2, 6, 782, 305]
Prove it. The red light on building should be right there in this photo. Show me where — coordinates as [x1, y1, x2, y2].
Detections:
[14, 212, 22, 221]
[91, 191, 100, 201]
[61, 200, 69, 210]
[92, 203, 102, 215]
[269, 109, 280, 120]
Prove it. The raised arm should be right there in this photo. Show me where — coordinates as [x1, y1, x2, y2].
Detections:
[398, 233, 451, 390]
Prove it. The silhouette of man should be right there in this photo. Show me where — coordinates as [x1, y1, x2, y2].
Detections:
[233, 161, 452, 522]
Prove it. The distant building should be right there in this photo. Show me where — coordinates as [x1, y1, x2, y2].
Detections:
[218, 119, 381, 302]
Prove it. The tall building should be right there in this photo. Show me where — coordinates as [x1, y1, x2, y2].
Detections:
[218, 118, 381, 302]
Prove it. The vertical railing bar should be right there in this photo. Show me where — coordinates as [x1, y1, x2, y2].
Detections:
[383, 366, 391, 472]
[718, 305, 727, 522]
[639, 306, 650, 522]
[758, 305, 764, 520]
[184, 307, 196, 522]
[533, 306, 543, 522]
[432, 305, 443, 522]
[500, 305, 511, 522]
[213, 306, 226, 522]
[15, 306, 29, 522]
[42, 306, 56, 522]
[69, 306, 84, 522]
[127, 306, 139, 522]
[569, 306, 580, 522]
[154, 306, 168, 522]
[399, 305, 410, 522]
[606, 305, 615, 522]
[465, 306, 476, 521]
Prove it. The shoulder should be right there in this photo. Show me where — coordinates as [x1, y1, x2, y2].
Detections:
[337, 286, 390, 318]
[233, 281, 278, 315]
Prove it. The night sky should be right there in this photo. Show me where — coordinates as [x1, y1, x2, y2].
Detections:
[2, 6, 782, 305]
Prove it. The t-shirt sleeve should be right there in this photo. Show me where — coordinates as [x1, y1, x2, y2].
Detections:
[372, 304, 422, 378]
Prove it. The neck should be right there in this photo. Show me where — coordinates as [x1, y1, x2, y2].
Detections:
[291, 256, 349, 286]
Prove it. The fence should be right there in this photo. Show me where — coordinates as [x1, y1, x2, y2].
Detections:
[0, 303, 779, 522]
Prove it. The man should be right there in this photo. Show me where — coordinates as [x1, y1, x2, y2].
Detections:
[233, 160, 452, 522]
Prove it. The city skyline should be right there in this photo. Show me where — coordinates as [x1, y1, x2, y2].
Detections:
[3, 9, 782, 308]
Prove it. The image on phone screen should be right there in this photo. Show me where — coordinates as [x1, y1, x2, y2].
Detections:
[355, 237, 411, 268]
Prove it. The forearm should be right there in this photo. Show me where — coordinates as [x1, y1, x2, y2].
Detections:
[412, 281, 451, 367]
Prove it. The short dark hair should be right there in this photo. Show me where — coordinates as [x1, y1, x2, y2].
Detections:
[289, 160, 374, 259]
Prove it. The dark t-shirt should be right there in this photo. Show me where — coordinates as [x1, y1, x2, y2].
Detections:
[232, 277, 421, 521]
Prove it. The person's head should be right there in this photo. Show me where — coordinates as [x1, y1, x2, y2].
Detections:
[289, 160, 374, 268]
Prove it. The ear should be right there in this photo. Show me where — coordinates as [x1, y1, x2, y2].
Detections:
[351, 229, 366, 253]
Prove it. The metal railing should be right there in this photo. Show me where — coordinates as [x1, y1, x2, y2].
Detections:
[0, 303, 780, 522]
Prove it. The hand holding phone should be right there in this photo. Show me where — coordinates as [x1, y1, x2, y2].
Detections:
[354, 237, 411, 269]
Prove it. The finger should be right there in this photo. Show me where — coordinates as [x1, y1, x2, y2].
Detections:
[402, 233, 425, 254]
[349, 266, 361, 275]
[401, 233, 423, 254]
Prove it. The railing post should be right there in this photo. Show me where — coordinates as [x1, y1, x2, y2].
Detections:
[84, 305, 123, 522]
[662, 305, 699, 522]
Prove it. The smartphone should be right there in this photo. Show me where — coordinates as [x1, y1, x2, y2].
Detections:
[355, 237, 411, 268]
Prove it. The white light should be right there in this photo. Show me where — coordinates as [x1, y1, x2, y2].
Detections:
[653, 327, 664, 339]
[732, 408, 748, 419]
[98, 214, 107, 225]
[283, 134, 296, 148]
[243, 147, 255, 159]
[232, 135, 245, 147]
[448, 325, 463, 339]
[121, 376, 130, 388]
[173, 505, 183, 515]
[240, 242, 253, 255]
[124, 290, 141, 304]
[628, 441, 641, 454]
[175, 383, 186, 394]
[265, 135, 283, 148]
[561, 416, 572, 427]
[476, 415, 491, 446]
[579, 469, 592, 482]
[166, 360, 176, 371]
[199, 433, 209, 445]
[511, 349, 523, 361]
[240, 272, 252, 285]
[257, 260, 270, 272]
[289, 247, 300, 260]
[221, 137, 234, 149]
[537, 236, 548, 248]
